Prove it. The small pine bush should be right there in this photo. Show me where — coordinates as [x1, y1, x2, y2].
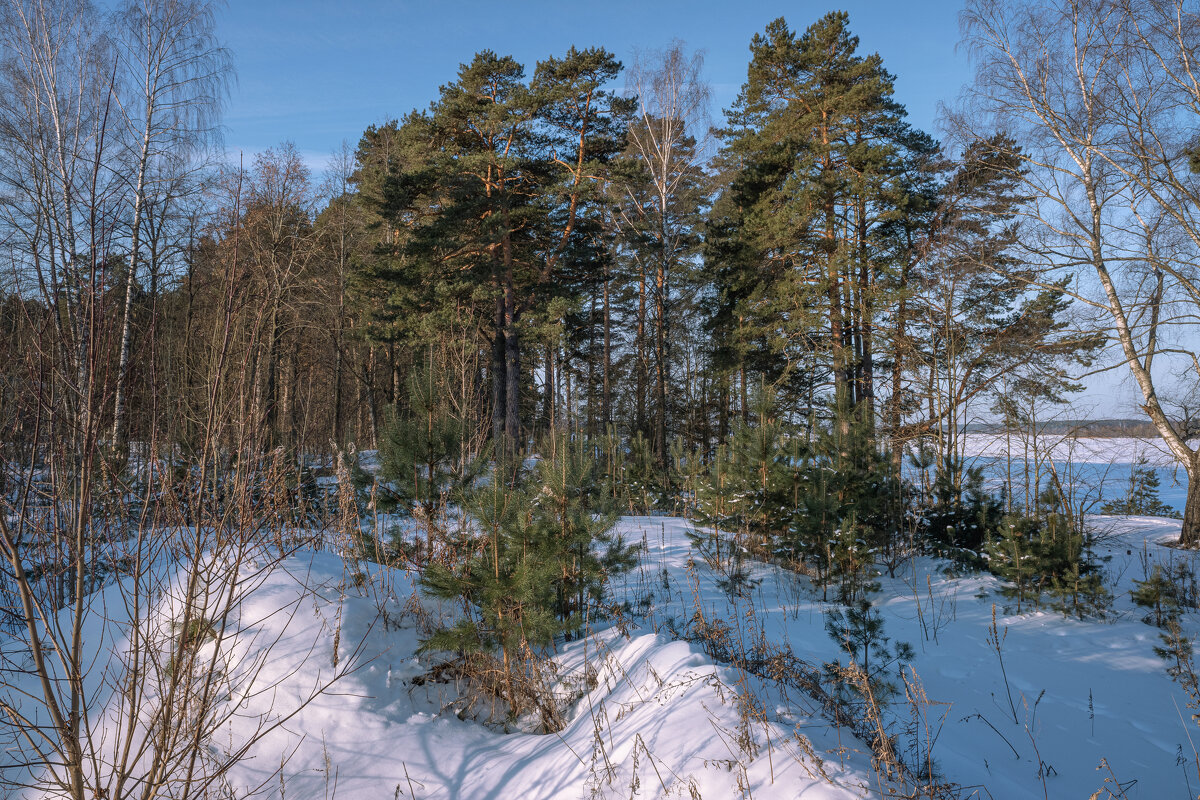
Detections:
[418, 440, 641, 725]
[986, 508, 1108, 616]
[923, 455, 1004, 564]
[1132, 565, 1182, 627]
[1101, 457, 1181, 519]
[823, 598, 914, 703]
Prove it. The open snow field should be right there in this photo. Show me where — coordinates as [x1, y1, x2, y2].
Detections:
[6, 510, 1197, 798]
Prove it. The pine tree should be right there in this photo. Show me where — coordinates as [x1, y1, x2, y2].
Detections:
[987, 518, 1034, 612]
[528, 442, 638, 632]
[419, 443, 639, 713]
[378, 359, 488, 552]
[1102, 457, 1181, 519]
[986, 495, 1107, 616]
[708, 13, 930, 422]
[354, 48, 630, 452]
[782, 398, 903, 602]
[891, 135, 1101, 468]
[622, 430, 669, 513]
[1132, 565, 1183, 628]
[693, 387, 799, 540]
[924, 455, 1004, 562]
[1130, 563, 1198, 683]
[823, 598, 913, 702]
[418, 464, 560, 714]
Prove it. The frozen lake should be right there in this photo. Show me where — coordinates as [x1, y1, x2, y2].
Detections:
[965, 455, 1188, 513]
[959, 434, 1191, 514]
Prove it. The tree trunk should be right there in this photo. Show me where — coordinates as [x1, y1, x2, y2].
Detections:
[564, 360, 573, 433]
[492, 292, 506, 447]
[635, 263, 647, 438]
[263, 296, 281, 449]
[111, 155, 149, 448]
[366, 346, 379, 447]
[390, 343, 400, 406]
[503, 281, 521, 449]
[1182, 458, 1200, 548]
[826, 235, 849, 430]
[586, 290, 596, 437]
[602, 267, 611, 430]
[332, 320, 344, 446]
[891, 281, 908, 470]
[654, 257, 669, 467]
[718, 374, 729, 445]
[543, 342, 555, 432]
[740, 364, 748, 425]
[856, 200, 876, 438]
[1082, 167, 1199, 543]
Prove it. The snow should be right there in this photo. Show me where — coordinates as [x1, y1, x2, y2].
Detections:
[2, 544, 872, 798]
[7, 509, 1200, 798]
[611, 515, 1200, 798]
[213, 550, 875, 799]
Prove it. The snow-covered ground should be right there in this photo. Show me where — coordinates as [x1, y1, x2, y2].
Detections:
[206, 550, 880, 800]
[612, 514, 1200, 798]
[7, 511, 1198, 798]
[3, 543, 876, 799]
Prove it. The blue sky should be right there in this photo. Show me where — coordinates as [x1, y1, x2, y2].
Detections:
[217, 0, 968, 169]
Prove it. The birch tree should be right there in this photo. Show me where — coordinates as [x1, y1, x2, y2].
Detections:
[109, 0, 229, 448]
[0, 0, 116, 440]
[960, 0, 1200, 545]
[613, 42, 709, 465]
